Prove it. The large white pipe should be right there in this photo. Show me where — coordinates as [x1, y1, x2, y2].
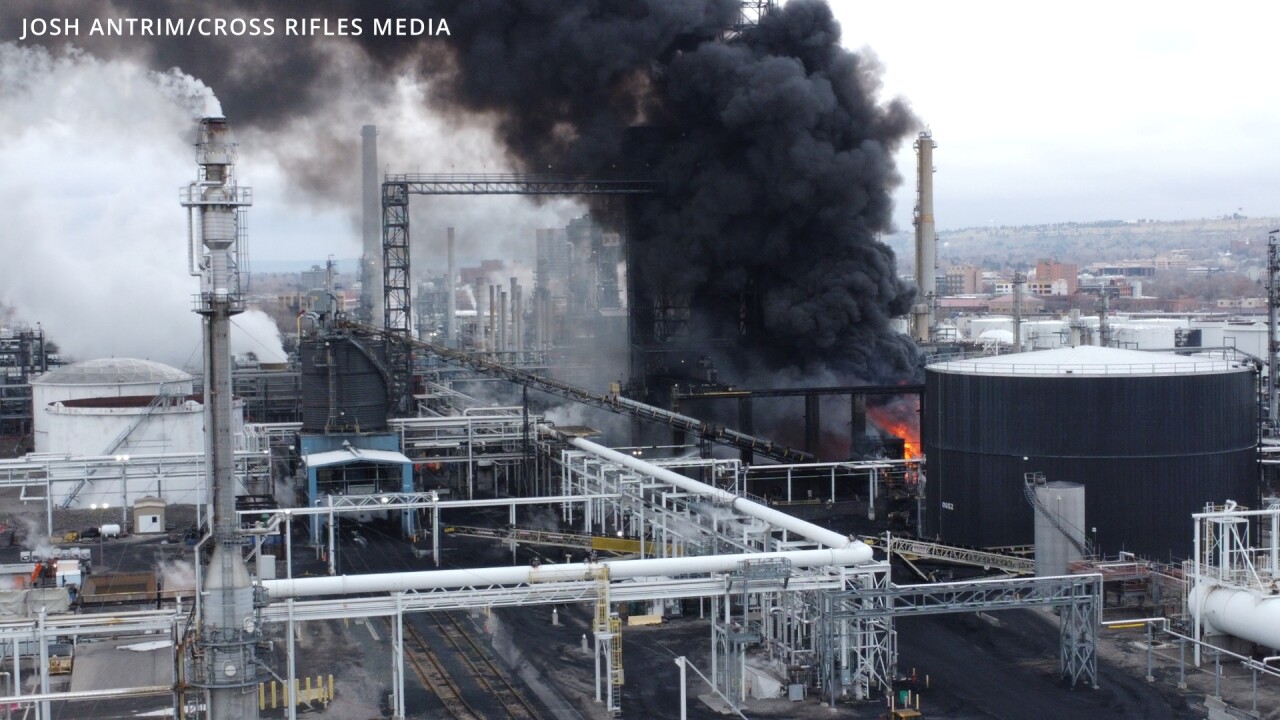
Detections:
[570, 437, 861, 551]
[1189, 582, 1280, 650]
[263, 547, 869, 598]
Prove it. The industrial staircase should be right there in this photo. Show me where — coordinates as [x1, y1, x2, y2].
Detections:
[592, 568, 622, 715]
[60, 387, 174, 509]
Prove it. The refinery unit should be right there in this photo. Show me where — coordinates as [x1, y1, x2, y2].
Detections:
[2, 4, 1280, 720]
[0, 115, 1272, 720]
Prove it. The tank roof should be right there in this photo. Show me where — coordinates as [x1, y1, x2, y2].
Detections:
[32, 358, 192, 386]
[928, 345, 1249, 377]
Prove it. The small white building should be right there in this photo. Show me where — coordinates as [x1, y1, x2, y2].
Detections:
[133, 497, 167, 534]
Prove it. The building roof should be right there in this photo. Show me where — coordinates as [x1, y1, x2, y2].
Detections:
[928, 345, 1249, 377]
[32, 358, 192, 386]
[303, 447, 413, 468]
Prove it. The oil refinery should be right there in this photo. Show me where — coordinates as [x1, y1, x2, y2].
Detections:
[0, 2, 1278, 720]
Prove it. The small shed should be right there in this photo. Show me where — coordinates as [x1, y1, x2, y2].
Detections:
[132, 497, 166, 534]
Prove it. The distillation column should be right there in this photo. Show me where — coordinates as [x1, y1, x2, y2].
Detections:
[182, 118, 260, 720]
[911, 131, 937, 343]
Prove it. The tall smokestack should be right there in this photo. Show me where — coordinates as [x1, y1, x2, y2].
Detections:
[360, 125, 382, 324]
[514, 282, 523, 358]
[911, 130, 937, 343]
[488, 284, 497, 354]
[499, 289, 509, 354]
[446, 228, 457, 348]
[182, 117, 260, 720]
[509, 277, 518, 355]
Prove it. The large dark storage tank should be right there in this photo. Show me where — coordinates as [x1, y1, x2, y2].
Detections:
[300, 335, 389, 434]
[922, 346, 1256, 561]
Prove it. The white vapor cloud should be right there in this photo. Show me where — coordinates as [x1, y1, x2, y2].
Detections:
[0, 43, 282, 368]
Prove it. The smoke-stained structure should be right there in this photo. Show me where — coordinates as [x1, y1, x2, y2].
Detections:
[7, 0, 919, 392]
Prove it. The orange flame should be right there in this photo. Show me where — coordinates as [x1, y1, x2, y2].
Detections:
[866, 397, 921, 460]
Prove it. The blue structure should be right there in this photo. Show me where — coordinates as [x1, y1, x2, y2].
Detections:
[299, 432, 414, 543]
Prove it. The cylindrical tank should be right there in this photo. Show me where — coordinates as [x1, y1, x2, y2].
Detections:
[968, 316, 1013, 339]
[1111, 323, 1176, 350]
[1023, 320, 1066, 350]
[1189, 582, 1280, 651]
[1033, 481, 1085, 576]
[300, 335, 389, 433]
[923, 346, 1256, 560]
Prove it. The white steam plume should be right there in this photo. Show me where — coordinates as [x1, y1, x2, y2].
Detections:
[0, 44, 284, 368]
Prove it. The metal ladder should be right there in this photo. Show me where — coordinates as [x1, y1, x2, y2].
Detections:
[1023, 472, 1094, 558]
[60, 387, 173, 508]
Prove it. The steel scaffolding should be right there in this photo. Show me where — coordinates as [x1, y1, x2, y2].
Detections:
[819, 573, 1103, 704]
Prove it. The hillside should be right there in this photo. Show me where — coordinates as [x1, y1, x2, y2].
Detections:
[884, 216, 1279, 272]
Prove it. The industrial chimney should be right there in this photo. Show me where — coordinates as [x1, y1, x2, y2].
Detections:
[911, 131, 937, 343]
[181, 117, 261, 720]
[360, 125, 382, 324]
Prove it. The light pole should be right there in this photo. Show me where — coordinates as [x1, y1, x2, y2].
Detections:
[674, 657, 687, 720]
[115, 455, 129, 532]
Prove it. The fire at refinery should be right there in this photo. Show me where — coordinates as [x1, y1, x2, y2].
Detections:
[867, 396, 921, 459]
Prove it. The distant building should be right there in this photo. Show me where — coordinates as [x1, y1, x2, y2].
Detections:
[1034, 259, 1079, 295]
[300, 264, 327, 291]
[940, 265, 981, 296]
[460, 259, 507, 286]
[987, 293, 1045, 314]
[1154, 251, 1191, 270]
[1216, 297, 1267, 310]
[993, 279, 1055, 296]
[938, 295, 989, 314]
[1090, 262, 1156, 277]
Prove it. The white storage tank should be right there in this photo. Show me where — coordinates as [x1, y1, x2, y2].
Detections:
[31, 357, 242, 457]
[1033, 481, 1085, 576]
[31, 358, 243, 509]
[1023, 320, 1066, 350]
[968, 317, 1013, 339]
[1111, 324, 1175, 350]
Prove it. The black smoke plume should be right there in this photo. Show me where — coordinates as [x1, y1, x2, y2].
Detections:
[4, 0, 920, 383]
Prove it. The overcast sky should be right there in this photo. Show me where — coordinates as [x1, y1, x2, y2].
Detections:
[3, 1, 1278, 362]
[832, 1, 1280, 232]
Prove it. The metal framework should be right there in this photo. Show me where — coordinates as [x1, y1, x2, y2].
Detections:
[347, 321, 813, 462]
[383, 173, 658, 196]
[820, 573, 1103, 704]
[1189, 502, 1280, 665]
[721, 0, 776, 42]
[675, 384, 926, 400]
[377, 174, 658, 416]
[884, 535, 1036, 575]
[0, 450, 270, 536]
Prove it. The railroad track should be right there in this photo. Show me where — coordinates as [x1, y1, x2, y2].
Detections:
[401, 617, 484, 720]
[339, 529, 544, 719]
[431, 610, 541, 720]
